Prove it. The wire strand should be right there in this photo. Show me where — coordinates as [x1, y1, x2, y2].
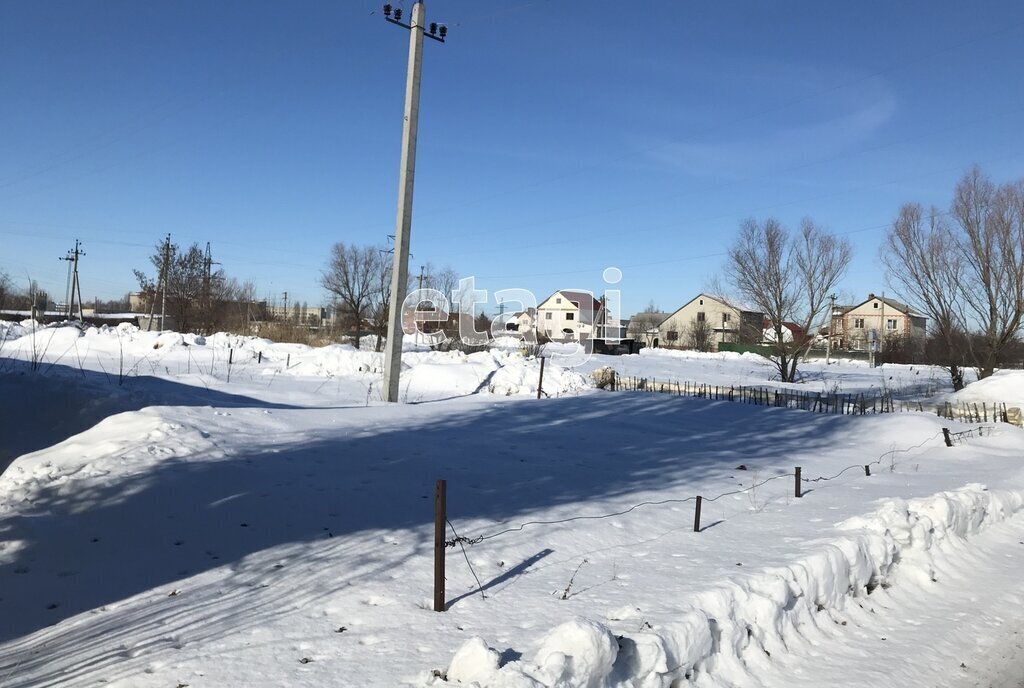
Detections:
[447, 518, 486, 600]
[451, 428, 957, 547]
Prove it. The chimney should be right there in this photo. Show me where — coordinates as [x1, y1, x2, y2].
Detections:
[868, 292, 875, 300]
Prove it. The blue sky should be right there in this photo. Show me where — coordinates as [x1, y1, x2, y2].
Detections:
[2, 0, 1023, 316]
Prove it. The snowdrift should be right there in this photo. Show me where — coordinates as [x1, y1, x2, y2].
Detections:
[948, 369, 1024, 410]
[0, 321, 590, 400]
[440, 484, 1024, 687]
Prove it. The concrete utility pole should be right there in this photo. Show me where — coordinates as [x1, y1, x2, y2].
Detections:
[71, 241, 83, 320]
[59, 240, 85, 319]
[160, 234, 170, 330]
[381, 1, 447, 402]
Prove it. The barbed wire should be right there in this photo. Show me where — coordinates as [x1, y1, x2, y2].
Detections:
[445, 426, 982, 550]
[703, 473, 791, 503]
[802, 430, 945, 483]
[948, 425, 996, 443]
[445, 495, 700, 548]
[446, 518, 486, 600]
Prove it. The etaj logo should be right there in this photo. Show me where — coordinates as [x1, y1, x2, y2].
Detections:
[400, 267, 623, 367]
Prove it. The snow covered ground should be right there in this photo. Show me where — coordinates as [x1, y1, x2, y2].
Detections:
[1, 322, 1023, 687]
[578, 346, 969, 400]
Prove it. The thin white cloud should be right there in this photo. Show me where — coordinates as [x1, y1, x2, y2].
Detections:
[639, 63, 899, 180]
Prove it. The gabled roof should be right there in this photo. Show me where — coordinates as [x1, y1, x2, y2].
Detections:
[557, 290, 602, 312]
[846, 294, 924, 317]
[659, 292, 762, 328]
[539, 290, 601, 310]
[509, 307, 536, 319]
[628, 311, 669, 321]
[538, 290, 602, 326]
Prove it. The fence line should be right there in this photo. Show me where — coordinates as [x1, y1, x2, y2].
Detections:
[607, 373, 1019, 425]
[436, 423, 978, 606]
[445, 429, 949, 551]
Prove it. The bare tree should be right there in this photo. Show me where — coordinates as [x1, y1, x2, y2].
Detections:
[424, 264, 459, 340]
[626, 301, 663, 347]
[883, 167, 1024, 387]
[368, 250, 394, 352]
[952, 169, 1024, 378]
[882, 204, 969, 389]
[320, 243, 381, 345]
[684, 316, 714, 352]
[727, 217, 852, 382]
[6, 279, 50, 312]
[0, 271, 11, 311]
[134, 241, 229, 333]
[427, 265, 459, 306]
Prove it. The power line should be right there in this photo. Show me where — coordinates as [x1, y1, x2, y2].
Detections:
[438, 102, 1024, 254]
[374, 17, 1024, 231]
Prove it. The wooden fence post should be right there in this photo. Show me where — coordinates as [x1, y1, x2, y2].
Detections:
[434, 479, 447, 612]
[537, 357, 546, 400]
[693, 495, 703, 532]
[258, 351, 262, 364]
[864, 465, 871, 476]
[795, 467, 802, 498]
[942, 428, 952, 447]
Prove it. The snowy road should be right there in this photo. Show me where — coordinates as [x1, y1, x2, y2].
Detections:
[747, 512, 1024, 688]
[960, 624, 1024, 688]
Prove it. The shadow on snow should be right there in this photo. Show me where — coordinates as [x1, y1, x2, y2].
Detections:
[0, 366, 867, 684]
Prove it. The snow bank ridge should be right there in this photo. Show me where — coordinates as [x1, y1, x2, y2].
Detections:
[441, 484, 1024, 687]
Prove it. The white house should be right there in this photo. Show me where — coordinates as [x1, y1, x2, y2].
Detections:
[537, 290, 602, 342]
[625, 311, 668, 347]
[658, 293, 763, 350]
[504, 308, 536, 334]
[833, 294, 927, 350]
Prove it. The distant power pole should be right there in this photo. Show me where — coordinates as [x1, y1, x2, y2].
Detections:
[147, 234, 170, 331]
[161, 234, 170, 330]
[58, 239, 85, 320]
[380, 1, 448, 403]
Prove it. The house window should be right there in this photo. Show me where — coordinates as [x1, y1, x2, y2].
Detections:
[886, 318, 897, 330]
[667, 330, 679, 341]
[722, 313, 731, 324]
[699, 299, 704, 305]
[545, 312, 552, 320]
[854, 318, 865, 329]
[873, 302, 879, 309]
[697, 311, 706, 322]
[556, 298, 562, 304]
[566, 312, 574, 321]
